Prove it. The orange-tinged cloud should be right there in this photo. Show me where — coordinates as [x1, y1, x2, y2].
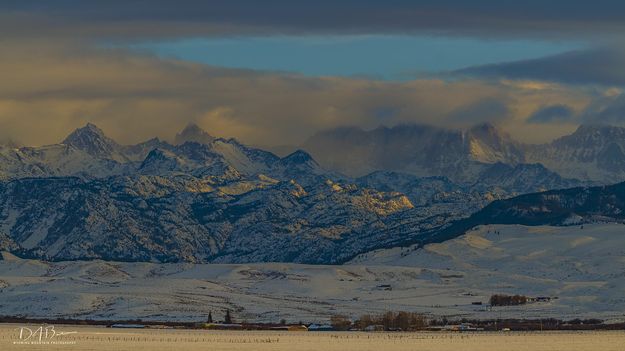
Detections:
[0, 41, 605, 147]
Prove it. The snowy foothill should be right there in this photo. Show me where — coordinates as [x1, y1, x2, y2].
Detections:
[1, 223, 624, 323]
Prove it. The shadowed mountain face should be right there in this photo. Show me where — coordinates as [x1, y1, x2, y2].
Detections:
[474, 182, 625, 225]
[419, 181, 625, 248]
[304, 123, 625, 184]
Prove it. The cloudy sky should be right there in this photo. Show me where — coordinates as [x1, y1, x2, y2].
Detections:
[2, 1, 625, 147]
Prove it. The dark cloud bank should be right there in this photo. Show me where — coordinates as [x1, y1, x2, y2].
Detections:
[3, 0, 625, 40]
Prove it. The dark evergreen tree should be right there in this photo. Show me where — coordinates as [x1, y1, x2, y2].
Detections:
[224, 309, 233, 324]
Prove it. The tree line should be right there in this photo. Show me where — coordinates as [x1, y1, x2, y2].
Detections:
[489, 294, 528, 306]
[331, 311, 428, 331]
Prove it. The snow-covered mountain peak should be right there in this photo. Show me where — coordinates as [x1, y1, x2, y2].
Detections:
[522, 124, 625, 181]
[61, 123, 122, 160]
[174, 122, 215, 145]
[63, 123, 106, 141]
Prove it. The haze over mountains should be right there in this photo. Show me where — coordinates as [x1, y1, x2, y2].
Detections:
[304, 123, 625, 184]
[1, 122, 625, 264]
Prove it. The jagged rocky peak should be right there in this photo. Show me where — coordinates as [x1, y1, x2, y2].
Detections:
[280, 150, 318, 166]
[548, 123, 625, 156]
[464, 122, 524, 164]
[63, 123, 106, 141]
[138, 148, 183, 174]
[565, 124, 625, 144]
[576, 123, 625, 134]
[62, 122, 120, 157]
[276, 150, 326, 180]
[466, 122, 520, 146]
[143, 148, 175, 161]
[174, 122, 215, 145]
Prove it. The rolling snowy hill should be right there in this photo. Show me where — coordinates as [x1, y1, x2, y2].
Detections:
[1, 223, 624, 322]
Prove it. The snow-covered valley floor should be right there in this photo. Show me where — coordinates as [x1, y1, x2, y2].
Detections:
[1, 224, 624, 323]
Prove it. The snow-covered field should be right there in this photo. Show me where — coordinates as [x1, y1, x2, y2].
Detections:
[1, 224, 624, 323]
[1, 324, 624, 351]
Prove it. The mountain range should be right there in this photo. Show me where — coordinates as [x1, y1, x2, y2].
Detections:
[304, 123, 625, 184]
[0, 122, 624, 264]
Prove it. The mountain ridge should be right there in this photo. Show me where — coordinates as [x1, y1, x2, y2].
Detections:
[303, 123, 625, 183]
